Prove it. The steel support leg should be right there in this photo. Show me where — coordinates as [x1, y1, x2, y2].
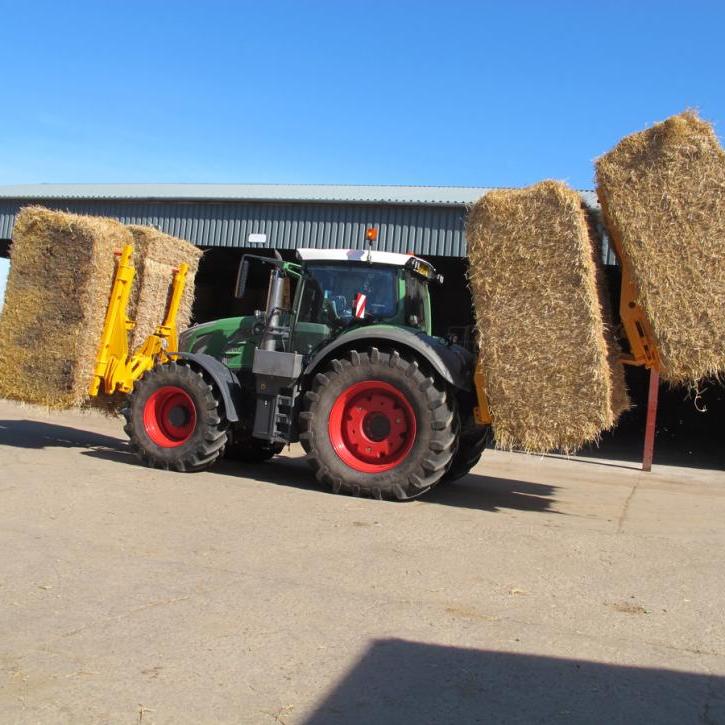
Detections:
[642, 368, 660, 472]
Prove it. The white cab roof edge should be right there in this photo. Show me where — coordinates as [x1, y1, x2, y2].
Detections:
[296, 248, 418, 267]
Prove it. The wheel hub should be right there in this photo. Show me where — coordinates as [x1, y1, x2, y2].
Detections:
[328, 380, 417, 473]
[167, 404, 191, 428]
[143, 386, 197, 448]
[362, 411, 391, 442]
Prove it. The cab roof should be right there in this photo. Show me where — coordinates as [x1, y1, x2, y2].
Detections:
[296, 248, 421, 267]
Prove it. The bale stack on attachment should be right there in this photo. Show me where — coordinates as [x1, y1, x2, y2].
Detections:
[0, 208, 203, 409]
[0, 207, 133, 407]
[466, 181, 629, 453]
[126, 226, 202, 351]
[596, 111, 725, 384]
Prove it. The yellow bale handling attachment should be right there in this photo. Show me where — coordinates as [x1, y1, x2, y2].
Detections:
[88, 244, 188, 398]
[472, 361, 493, 426]
[608, 238, 661, 373]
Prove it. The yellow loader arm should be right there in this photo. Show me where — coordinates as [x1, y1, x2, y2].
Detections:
[88, 244, 189, 397]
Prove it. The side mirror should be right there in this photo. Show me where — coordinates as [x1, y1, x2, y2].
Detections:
[235, 258, 250, 299]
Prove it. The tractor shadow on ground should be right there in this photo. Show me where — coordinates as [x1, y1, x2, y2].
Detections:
[0, 418, 557, 515]
[302, 639, 725, 724]
[209, 454, 559, 515]
[83, 445, 557, 515]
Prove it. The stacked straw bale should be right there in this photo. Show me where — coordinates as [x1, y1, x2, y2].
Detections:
[0, 207, 132, 407]
[126, 226, 202, 351]
[466, 181, 629, 453]
[0, 208, 203, 408]
[596, 111, 725, 384]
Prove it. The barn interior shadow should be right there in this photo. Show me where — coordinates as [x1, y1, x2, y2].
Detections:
[303, 639, 724, 725]
[571, 367, 725, 471]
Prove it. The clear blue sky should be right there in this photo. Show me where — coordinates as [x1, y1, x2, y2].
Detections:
[1, 0, 724, 303]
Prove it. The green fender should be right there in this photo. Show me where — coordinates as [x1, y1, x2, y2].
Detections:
[302, 326, 474, 391]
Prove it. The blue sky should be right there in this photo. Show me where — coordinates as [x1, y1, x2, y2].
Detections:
[1, 0, 724, 304]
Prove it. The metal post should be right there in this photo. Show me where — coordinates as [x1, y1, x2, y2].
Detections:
[642, 368, 660, 472]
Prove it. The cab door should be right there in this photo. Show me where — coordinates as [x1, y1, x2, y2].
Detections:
[290, 274, 332, 356]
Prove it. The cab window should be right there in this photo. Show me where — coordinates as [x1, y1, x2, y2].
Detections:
[298, 264, 398, 324]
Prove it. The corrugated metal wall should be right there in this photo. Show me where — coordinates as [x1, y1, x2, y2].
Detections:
[0, 199, 468, 257]
[0, 198, 616, 263]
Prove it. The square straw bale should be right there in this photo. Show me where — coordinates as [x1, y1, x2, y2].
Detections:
[126, 226, 203, 351]
[0, 206, 133, 407]
[466, 181, 627, 453]
[596, 111, 725, 384]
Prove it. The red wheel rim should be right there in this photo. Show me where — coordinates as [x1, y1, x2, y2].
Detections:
[328, 380, 417, 473]
[143, 386, 197, 447]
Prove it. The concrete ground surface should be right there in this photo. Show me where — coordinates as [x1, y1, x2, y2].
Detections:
[0, 399, 724, 724]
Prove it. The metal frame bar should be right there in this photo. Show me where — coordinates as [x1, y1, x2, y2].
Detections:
[642, 369, 660, 472]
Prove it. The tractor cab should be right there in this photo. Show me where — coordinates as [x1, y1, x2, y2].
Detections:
[291, 248, 441, 350]
[219, 246, 443, 362]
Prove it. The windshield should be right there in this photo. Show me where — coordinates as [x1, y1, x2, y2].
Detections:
[298, 263, 398, 325]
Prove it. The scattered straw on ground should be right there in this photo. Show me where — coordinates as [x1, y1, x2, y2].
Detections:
[596, 110, 725, 384]
[466, 181, 628, 453]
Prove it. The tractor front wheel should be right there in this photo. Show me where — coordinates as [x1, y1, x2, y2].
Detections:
[299, 348, 456, 500]
[123, 362, 229, 472]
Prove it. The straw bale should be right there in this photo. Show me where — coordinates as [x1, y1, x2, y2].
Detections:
[126, 226, 202, 351]
[0, 207, 133, 407]
[466, 181, 627, 453]
[596, 111, 725, 384]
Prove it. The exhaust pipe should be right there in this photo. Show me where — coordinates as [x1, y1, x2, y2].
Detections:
[261, 268, 285, 351]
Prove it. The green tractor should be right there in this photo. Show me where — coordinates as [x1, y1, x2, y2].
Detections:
[123, 244, 491, 499]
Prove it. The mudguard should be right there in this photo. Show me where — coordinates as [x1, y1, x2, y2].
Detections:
[303, 326, 474, 391]
[172, 352, 244, 422]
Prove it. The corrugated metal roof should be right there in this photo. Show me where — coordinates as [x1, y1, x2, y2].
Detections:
[0, 182, 599, 208]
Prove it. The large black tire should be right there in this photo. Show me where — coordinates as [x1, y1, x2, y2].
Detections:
[299, 347, 456, 500]
[442, 420, 491, 482]
[123, 362, 229, 472]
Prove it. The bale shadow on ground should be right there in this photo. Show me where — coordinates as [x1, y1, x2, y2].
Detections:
[303, 639, 724, 725]
[0, 418, 124, 451]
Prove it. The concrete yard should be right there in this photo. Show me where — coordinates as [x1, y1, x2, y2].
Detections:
[0, 398, 724, 724]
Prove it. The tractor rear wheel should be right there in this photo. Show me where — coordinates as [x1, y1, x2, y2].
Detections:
[299, 348, 456, 500]
[123, 362, 229, 472]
